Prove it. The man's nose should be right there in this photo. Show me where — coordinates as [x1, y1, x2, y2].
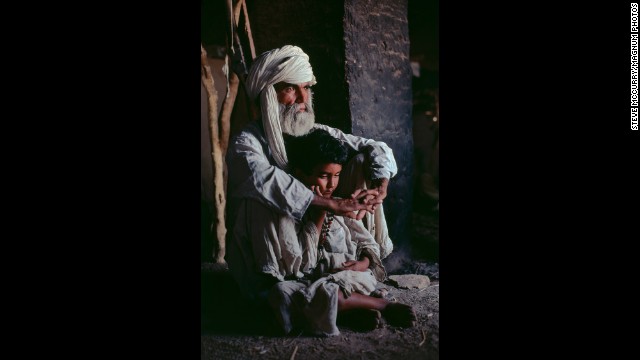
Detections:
[296, 87, 308, 104]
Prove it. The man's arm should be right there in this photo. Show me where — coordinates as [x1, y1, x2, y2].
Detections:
[310, 191, 380, 220]
[314, 124, 396, 216]
[227, 124, 379, 220]
[226, 125, 314, 220]
[370, 177, 389, 203]
[314, 124, 398, 182]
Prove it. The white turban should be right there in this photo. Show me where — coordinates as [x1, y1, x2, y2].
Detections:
[245, 45, 317, 169]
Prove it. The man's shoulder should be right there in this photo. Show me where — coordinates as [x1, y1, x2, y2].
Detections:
[233, 121, 265, 142]
[313, 123, 344, 136]
[313, 123, 336, 131]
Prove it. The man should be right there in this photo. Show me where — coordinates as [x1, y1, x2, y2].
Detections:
[225, 45, 397, 309]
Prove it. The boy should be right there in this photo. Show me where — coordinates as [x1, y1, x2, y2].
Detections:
[267, 129, 415, 336]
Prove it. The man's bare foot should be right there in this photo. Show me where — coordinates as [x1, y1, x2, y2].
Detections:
[337, 308, 382, 332]
[382, 302, 417, 328]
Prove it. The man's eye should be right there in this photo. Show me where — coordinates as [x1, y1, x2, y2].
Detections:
[285, 87, 294, 92]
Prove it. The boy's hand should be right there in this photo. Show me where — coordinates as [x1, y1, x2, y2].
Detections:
[311, 185, 324, 198]
[339, 257, 370, 272]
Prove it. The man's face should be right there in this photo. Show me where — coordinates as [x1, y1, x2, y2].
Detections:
[297, 163, 342, 198]
[275, 82, 315, 136]
[275, 82, 312, 109]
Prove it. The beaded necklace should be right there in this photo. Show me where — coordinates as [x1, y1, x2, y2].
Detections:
[312, 212, 334, 279]
[318, 212, 334, 251]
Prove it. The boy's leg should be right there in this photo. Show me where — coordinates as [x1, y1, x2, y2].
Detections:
[336, 291, 384, 331]
[337, 291, 387, 311]
[337, 290, 417, 328]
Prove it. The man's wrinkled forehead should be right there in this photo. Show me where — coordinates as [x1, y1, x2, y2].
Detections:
[273, 81, 313, 91]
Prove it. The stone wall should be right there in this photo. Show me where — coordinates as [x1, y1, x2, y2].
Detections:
[344, 0, 414, 245]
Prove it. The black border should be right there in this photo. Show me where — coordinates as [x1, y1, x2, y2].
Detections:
[22, 1, 640, 357]
[441, 2, 639, 357]
[25, 3, 204, 357]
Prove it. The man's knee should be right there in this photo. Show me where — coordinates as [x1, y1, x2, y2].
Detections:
[268, 282, 291, 306]
[336, 153, 367, 197]
[268, 281, 304, 305]
[348, 153, 366, 169]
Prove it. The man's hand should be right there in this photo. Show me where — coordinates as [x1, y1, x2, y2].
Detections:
[310, 189, 381, 220]
[347, 187, 385, 219]
[331, 197, 378, 219]
[370, 178, 389, 202]
[349, 188, 382, 220]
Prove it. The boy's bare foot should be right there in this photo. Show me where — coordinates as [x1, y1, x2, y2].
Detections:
[382, 302, 417, 328]
[370, 288, 389, 298]
[337, 308, 383, 332]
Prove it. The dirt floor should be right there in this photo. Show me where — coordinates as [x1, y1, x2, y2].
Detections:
[201, 205, 439, 360]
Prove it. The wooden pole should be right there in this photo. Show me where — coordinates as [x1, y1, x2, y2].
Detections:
[233, 0, 243, 25]
[201, 44, 227, 264]
[241, 1, 256, 59]
[218, 72, 238, 158]
[219, 0, 257, 162]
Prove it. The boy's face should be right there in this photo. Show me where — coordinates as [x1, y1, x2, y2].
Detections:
[298, 163, 342, 198]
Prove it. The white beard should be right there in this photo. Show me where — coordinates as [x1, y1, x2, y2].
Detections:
[279, 98, 315, 136]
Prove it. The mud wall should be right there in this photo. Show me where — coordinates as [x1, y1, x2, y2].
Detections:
[344, 0, 413, 245]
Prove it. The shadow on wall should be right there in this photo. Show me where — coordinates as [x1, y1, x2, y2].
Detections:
[412, 70, 439, 213]
[409, 66, 439, 263]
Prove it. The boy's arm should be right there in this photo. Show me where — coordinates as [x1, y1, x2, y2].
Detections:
[342, 217, 387, 281]
[340, 256, 370, 272]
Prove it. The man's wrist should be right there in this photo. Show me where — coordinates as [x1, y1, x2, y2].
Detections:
[371, 177, 389, 186]
[311, 194, 335, 213]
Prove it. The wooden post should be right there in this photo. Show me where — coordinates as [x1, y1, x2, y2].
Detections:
[219, 0, 257, 162]
[218, 72, 238, 158]
[201, 44, 227, 265]
[241, 0, 256, 59]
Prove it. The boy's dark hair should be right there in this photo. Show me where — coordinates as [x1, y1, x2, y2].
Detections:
[285, 129, 349, 175]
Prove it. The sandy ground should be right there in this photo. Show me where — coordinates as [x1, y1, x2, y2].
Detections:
[201, 208, 439, 360]
[201, 277, 439, 360]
